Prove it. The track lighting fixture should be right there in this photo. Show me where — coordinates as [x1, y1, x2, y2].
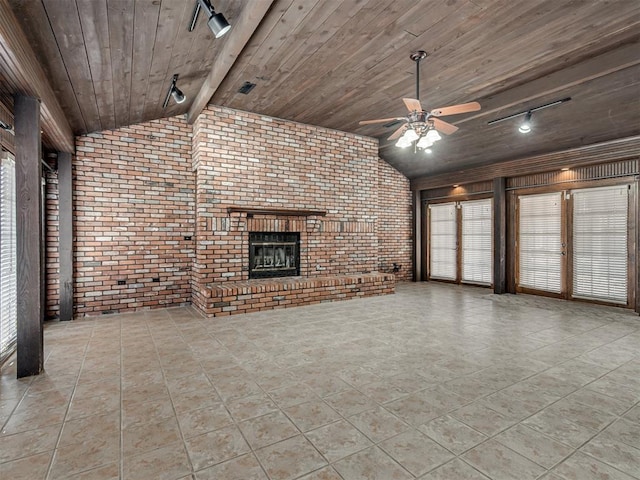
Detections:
[163, 74, 186, 109]
[487, 97, 571, 133]
[518, 111, 532, 133]
[189, 0, 231, 38]
[0, 120, 14, 135]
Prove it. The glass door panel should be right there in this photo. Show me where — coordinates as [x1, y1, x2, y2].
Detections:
[518, 192, 563, 294]
[461, 198, 493, 285]
[572, 185, 628, 304]
[429, 202, 457, 281]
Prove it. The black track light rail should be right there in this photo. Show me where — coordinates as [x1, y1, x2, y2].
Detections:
[487, 97, 571, 125]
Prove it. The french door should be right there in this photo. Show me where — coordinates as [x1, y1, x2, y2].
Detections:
[428, 198, 493, 285]
[516, 184, 631, 305]
[517, 192, 564, 294]
[429, 202, 457, 281]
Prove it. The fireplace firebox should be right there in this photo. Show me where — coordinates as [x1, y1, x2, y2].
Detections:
[249, 232, 300, 279]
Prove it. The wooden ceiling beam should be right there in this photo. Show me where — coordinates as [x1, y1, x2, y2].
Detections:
[187, 0, 275, 124]
[0, 0, 74, 153]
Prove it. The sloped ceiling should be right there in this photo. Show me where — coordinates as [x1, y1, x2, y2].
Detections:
[4, 0, 640, 179]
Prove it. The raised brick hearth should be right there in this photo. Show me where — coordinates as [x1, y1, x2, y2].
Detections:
[195, 273, 395, 317]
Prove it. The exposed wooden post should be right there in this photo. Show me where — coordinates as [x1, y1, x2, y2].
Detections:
[493, 177, 507, 294]
[412, 189, 422, 281]
[635, 181, 640, 315]
[58, 151, 73, 321]
[14, 95, 43, 378]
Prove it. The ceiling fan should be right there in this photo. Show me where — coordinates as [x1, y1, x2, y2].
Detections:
[359, 51, 481, 150]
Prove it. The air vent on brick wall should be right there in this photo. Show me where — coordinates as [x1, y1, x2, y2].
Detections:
[238, 81, 256, 95]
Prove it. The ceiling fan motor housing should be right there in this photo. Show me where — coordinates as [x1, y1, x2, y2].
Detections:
[409, 50, 428, 62]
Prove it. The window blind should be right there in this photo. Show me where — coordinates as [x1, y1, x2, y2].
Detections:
[429, 202, 457, 280]
[1, 154, 17, 364]
[461, 198, 493, 285]
[518, 192, 562, 293]
[572, 185, 628, 304]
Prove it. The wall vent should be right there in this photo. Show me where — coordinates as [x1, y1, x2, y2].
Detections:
[238, 82, 256, 95]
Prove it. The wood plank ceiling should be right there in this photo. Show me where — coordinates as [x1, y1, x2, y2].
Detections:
[4, 0, 640, 180]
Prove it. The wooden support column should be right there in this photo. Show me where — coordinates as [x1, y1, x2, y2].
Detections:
[58, 152, 73, 321]
[636, 181, 640, 315]
[14, 95, 43, 378]
[493, 177, 507, 294]
[413, 190, 422, 281]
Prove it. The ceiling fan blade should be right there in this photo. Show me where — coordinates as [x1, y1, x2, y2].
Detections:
[359, 117, 404, 126]
[403, 98, 422, 112]
[432, 117, 459, 135]
[430, 101, 481, 117]
[387, 125, 406, 141]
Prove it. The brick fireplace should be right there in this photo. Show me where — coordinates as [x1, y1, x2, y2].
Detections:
[190, 106, 406, 316]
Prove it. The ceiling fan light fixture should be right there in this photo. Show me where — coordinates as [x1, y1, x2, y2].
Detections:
[358, 50, 481, 150]
[403, 128, 419, 143]
[416, 136, 433, 149]
[396, 136, 412, 148]
[425, 129, 441, 142]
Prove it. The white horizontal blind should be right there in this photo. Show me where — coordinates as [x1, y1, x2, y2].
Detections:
[572, 185, 628, 304]
[518, 192, 562, 293]
[1, 154, 17, 364]
[429, 202, 457, 280]
[461, 198, 493, 285]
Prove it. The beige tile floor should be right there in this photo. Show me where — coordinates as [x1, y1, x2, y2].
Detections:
[1, 282, 639, 480]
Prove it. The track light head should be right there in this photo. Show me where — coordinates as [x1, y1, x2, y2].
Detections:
[0, 120, 14, 135]
[171, 86, 186, 104]
[189, 0, 231, 38]
[163, 74, 186, 109]
[208, 11, 231, 38]
[518, 111, 532, 133]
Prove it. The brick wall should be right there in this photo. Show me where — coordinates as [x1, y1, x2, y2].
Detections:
[44, 108, 413, 318]
[72, 117, 194, 316]
[378, 159, 413, 281]
[192, 106, 383, 309]
[45, 168, 60, 319]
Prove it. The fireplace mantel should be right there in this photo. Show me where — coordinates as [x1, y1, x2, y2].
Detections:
[225, 206, 327, 217]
